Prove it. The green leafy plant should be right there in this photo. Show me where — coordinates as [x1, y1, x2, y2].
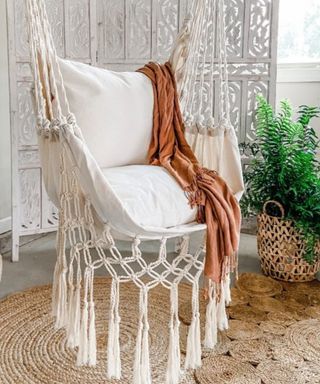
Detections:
[241, 95, 320, 263]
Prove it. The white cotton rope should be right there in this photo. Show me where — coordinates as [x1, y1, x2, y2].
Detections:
[107, 278, 121, 379]
[204, 280, 218, 349]
[134, 288, 151, 384]
[166, 283, 181, 384]
[185, 282, 201, 370]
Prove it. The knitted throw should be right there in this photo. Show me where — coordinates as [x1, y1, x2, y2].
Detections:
[138, 62, 241, 284]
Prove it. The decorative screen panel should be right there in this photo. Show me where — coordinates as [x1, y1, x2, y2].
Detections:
[7, 0, 278, 258]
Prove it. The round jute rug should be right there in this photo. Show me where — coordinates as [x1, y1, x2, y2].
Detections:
[0, 278, 197, 384]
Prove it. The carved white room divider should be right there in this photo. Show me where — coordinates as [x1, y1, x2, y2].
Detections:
[7, 0, 279, 260]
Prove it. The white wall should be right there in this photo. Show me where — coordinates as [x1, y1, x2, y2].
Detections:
[0, 0, 11, 234]
[276, 65, 320, 136]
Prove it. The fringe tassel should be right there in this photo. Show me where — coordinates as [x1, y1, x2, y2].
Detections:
[133, 322, 143, 384]
[88, 301, 97, 366]
[217, 280, 229, 331]
[88, 268, 97, 366]
[223, 273, 231, 306]
[185, 282, 202, 370]
[66, 256, 75, 343]
[67, 260, 81, 348]
[55, 265, 68, 329]
[204, 280, 217, 349]
[107, 279, 121, 379]
[52, 260, 60, 317]
[133, 288, 151, 384]
[166, 284, 181, 384]
[77, 268, 94, 366]
[53, 224, 68, 329]
[77, 300, 89, 366]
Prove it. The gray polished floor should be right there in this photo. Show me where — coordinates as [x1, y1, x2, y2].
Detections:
[0, 232, 260, 299]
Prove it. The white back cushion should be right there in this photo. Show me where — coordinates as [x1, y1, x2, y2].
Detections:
[58, 59, 154, 168]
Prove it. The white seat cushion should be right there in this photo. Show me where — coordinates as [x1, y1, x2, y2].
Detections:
[58, 59, 154, 169]
[102, 165, 197, 228]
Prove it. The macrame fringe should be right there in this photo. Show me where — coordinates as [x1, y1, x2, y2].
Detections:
[53, 229, 68, 329]
[107, 279, 121, 379]
[77, 268, 96, 366]
[133, 288, 151, 384]
[55, 264, 68, 329]
[88, 301, 97, 366]
[77, 300, 89, 366]
[166, 284, 181, 384]
[185, 282, 201, 370]
[67, 262, 81, 348]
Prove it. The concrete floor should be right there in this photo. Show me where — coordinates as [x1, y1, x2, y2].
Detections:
[0, 232, 260, 299]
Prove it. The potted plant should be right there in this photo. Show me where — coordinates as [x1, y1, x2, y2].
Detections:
[241, 95, 320, 282]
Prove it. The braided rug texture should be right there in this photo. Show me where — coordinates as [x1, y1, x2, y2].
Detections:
[1, 273, 320, 383]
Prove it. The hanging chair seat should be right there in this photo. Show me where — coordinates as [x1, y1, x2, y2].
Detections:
[102, 165, 197, 229]
[41, 59, 205, 239]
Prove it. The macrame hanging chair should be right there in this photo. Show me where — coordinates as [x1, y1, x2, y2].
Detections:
[26, 0, 244, 382]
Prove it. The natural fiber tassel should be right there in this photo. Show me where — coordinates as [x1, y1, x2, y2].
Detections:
[107, 279, 121, 379]
[66, 283, 75, 345]
[166, 285, 181, 384]
[133, 288, 151, 384]
[217, 282, 228, 331]
[77, 269, 90, 366]
[72, 281, 81, 347]
[133, 322, 143, 384]
[77, 300, 89, 366]
[52, 260, 60, 317]
[87, 268, 97, 366]
[185, 283, 202, 370]
[65, 258, 75, 343]
[142, 321, 151, 383]
[54, 226, 68, 329]
[88, 301, 97, 366]
[204, 281, 218, 349]
[68, 262, 81, 348]
[55, 266, 68, 329]
[223, 273, 231, 306]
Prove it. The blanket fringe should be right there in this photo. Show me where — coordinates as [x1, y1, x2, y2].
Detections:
[217, 276, 229, 331]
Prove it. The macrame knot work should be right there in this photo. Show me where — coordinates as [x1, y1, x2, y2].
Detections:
[24, 0, 244, 382]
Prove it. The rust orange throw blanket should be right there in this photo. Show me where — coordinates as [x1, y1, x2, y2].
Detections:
[138, 62, 241, 284]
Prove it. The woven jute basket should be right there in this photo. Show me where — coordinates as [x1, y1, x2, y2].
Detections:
[257, 200, 320, 283]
